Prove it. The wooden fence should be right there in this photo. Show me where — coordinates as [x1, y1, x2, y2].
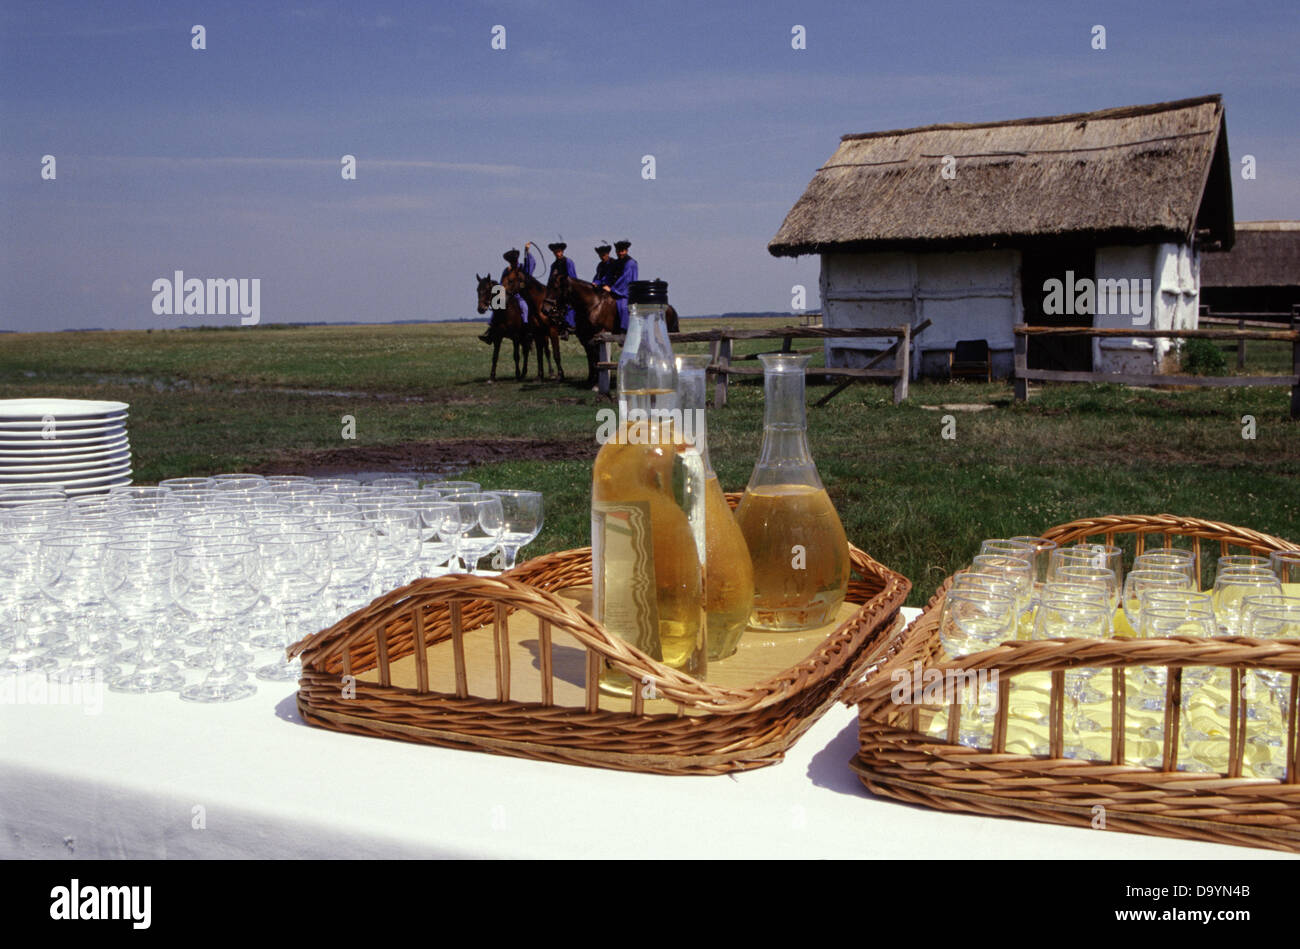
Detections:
[1012, 321, 1300, 418]
[1200, 305, 1300, 370]
[593, 322, 926, 407]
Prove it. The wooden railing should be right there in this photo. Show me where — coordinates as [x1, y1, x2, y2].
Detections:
[1200, 305, 1300, 370]
[1012, 320, 1300, 418]
[592, 322, 927, 406]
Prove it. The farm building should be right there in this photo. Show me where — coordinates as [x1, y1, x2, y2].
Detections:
[1199, 221, 1300, 320]
[768, 95, 1236, 378]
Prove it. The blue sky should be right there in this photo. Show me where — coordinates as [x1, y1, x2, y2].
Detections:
[1, 0, 1297, 331]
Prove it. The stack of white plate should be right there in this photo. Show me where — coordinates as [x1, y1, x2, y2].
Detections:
[0, 398, 133, 496]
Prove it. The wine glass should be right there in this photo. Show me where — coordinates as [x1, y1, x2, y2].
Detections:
[250, 532, 331, 681]
[443, 494, 505, 574]
[0, 521, 61, 673]
[1121, 568, 1193, 633]
[1212, 571, 1283, 635]
[1242, 603, 1300, 777]
[174, 543, 262, 702]
[310, 521, 379, 614]
[102, 538, 186, 693]
[937, 589, 1016, 748]
[486, 490, 543, 571]
[39, 532, 122, 680]
[1269, 550, 1300, 585]
[1032, 597, 1111, 759]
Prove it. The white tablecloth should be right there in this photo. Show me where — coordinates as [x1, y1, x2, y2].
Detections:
[0, 609, 1288, 859]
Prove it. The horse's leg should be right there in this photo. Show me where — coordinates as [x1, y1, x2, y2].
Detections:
[489, 335, 500, 382]
[517, 335, 527, 380]
[535, 333, 546, 381]
[551, 330, 565, 381]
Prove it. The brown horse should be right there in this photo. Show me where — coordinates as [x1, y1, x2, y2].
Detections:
[503, 268, 565, 382]
[544, 272, 679, 387]
[476, 274, 527, 382]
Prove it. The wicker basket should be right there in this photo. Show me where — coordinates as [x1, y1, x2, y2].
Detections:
[288, 499, 909, 775]
[848, 514, 1300, 853]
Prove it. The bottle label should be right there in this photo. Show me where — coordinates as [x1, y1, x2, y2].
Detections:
[592, 499, 661, 660]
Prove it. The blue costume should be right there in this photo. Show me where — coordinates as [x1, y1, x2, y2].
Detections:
[548, 255, 577, 328]
[609, 250, 638, 330]
[501, 248, 535, 323]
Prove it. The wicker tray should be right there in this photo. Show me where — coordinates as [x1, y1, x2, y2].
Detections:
[847, 514, 1300, 853]
[288, 508, 909, 776]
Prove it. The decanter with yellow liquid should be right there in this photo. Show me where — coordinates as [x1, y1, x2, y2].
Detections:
[675, 354, 754, 661]
[591, 280, 707, 695]
[736, 353, 850, 632]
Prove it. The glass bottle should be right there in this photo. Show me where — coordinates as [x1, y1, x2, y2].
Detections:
[675, 354, 755, 661]
[736, 353, 850, 631]
[591, 280, 707, 694]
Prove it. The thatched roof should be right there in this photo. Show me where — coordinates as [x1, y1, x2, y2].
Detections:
[1200, 222, 1300, 288]
[769, 95, 1234, 257]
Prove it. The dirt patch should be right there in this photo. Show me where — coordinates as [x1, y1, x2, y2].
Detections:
[251, 437, 595, 477]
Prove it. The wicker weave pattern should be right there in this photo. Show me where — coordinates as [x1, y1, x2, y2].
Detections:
[289, 497, 910, 775]
[848, 514, 1300, 853]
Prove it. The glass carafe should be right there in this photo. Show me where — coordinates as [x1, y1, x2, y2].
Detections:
[591, 280, 707, 695]
[736, 353, 849, 631]
[676, 355, 754, 661]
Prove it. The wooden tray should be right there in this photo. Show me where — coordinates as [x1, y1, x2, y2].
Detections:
[289, 529, 910, 775]
[846, 514, 1300, 853]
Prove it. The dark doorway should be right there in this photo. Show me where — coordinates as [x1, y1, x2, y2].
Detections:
[1021, 245, 1096, 371]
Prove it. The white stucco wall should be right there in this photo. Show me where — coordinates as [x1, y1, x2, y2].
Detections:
[1092, 243, 1199, 373]
[821, 249, 1020, 378]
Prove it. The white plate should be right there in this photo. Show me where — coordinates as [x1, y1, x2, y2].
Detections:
[0, 399, 129, 419]
[0, 431, 128, 448]
[0, 462, 133, 484]
[0, 435, 130, 458]
[0, 450, 131, 473]
[0, 426, 128, 443]
[0, 413, 128, 431]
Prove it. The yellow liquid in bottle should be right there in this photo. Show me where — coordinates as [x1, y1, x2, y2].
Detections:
[592, 414, 705, 695]
[703, 475, 754, 661]
[735, 483, 849, 631]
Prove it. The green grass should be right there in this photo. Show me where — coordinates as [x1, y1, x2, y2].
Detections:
[3, 320, 1297, 606]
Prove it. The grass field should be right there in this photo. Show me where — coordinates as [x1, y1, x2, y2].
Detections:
[2, 319, 1297, 606]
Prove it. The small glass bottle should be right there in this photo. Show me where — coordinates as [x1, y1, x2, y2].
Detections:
[736, 353, 850, 631]
[675, 354, 755, 661]
[591, 280, 707, 694]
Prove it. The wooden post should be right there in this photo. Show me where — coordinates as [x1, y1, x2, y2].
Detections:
[893, 325, 910, 404]
[714, 335, 732, 408]
[1238, 318, 1247, 371]
[1013, 327, 1029, 403]
[1291, 308, 1299, 421]
[597, 337, 611, 397]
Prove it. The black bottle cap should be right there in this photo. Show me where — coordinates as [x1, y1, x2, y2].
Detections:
[628, 279, 668, 305]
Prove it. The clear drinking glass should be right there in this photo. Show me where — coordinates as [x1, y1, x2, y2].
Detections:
[39, 532, 122, 679]
[102, 538, 186, 693]
[251, 532, 331, 681]
[1032, 597, 1111, 759]
[937, 589, 1016, 748]
[443, 494, 504, 575]
[174, 543, 262, 703]
[1121, 568, 1193, 632]
[486, 490, 544, 571]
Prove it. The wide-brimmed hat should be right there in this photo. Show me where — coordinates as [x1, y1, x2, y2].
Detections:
[594, 244, 612, 255]
[503, 248, 520, 265]
[614, 240, 631, 252]
[548, 242, 567, 252]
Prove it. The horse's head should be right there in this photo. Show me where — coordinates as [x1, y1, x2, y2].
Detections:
[501, 268, 525, 297]
[475, 273, 495, 314]
[543, 270, 569, 319]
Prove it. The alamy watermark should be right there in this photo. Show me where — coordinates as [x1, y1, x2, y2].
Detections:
[594, 406, 706, 446]
[0, 667, 104, 715]
[890, 660, 999, 707]
[1042, 271, 1151, 326]
[151, 271, 260, 325]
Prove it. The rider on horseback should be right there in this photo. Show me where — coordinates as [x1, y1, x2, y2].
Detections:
[547, 241, 577, 340]
[480, 244, 536, 343]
